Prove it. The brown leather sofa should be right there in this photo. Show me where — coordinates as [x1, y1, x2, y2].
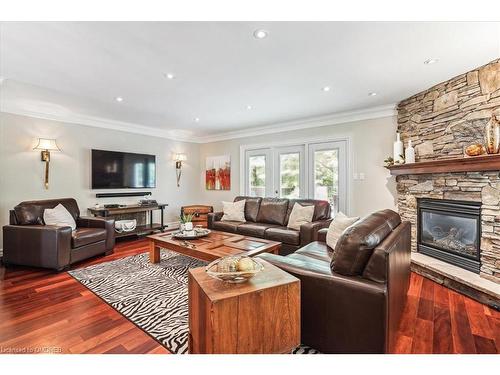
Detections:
[208, 196, 332, 255]
[258, 209, 411, 353]
[2, 198, 115, 271]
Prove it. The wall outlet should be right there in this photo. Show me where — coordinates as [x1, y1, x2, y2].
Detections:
[359, 173, 365, 180]
[353, 173, 359, 180]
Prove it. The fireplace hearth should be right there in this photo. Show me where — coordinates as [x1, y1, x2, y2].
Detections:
[417, 198, 481, 274]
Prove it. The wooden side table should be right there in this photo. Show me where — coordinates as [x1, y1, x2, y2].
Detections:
[188, 259, 300, 354]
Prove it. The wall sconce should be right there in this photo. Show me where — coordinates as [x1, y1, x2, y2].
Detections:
[173, 153, 187, 187]
[33, 138, 61, 189]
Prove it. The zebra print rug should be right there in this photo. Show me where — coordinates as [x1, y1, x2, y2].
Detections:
[68, 249, 319, 354]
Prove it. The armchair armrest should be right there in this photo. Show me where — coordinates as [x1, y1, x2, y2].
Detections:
[76, 216, 115, 251]
[2, 225, 72, 271]
[258, 252, 387, 353]
[207, 212, 223, 229]
[299, 219, 332, 246]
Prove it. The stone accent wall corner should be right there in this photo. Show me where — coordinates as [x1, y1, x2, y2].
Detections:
[396, 58, 500, 283]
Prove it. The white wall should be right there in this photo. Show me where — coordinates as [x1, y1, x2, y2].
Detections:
[0, 112, 201, 245]
[198, 116, 398, 218]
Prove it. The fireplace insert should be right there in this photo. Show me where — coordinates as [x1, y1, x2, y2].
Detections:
[417, 198, 481, 273]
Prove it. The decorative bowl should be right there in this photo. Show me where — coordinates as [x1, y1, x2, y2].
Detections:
[172, 228, 211, 240]
[205, 256, 264, 283]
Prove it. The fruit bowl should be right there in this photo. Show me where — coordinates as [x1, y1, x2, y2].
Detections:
[205, 256, 264, 283]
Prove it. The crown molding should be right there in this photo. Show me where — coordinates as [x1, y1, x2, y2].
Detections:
[195, 104, 397, 143]
[1, 100, 396, 144]
[0, 100, 196, 143]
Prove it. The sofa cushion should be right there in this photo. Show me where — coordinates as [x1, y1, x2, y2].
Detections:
[326, 212, 359, 249]
[17, 198, 80, 221]
[43, 204, 77, 230]
[13, 204, 44, 225]
[221, 200, 246, 222]
[212, 220, 242, 233]
[237, 222, 279, 237]
[256, 198, 289, 226]
[287, 203, 315, 230]
[265, 226, 300, 245]
[331, 209, 401, 276]
[285, 199, 331, 225]
[295, 241, 332, 262]
[234, 196, 262, 222]
[71, 227, 107, 248]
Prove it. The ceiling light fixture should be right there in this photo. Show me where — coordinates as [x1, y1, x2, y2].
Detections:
[115, 96, 124, 102]
[424, 58, 439, 65]
[368, 92, 377, 96]
[246, 105, 253, 110]
[322, 86, 331, 92]
[194, 117, 200, 123]
[253, 29, 268, 39]
[165, 73, 175, 80]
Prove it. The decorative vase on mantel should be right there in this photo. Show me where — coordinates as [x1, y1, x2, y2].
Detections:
[405, 140, 415, 164]
[485, 114, 500, 154]
[393, 133, 404, 164]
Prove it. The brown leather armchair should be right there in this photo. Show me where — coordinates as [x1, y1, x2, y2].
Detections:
[258, 209, 411, 353]
[2, 198, 115, 271]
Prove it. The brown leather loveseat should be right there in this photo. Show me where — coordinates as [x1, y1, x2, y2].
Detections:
[208, 196, 332, 255]
[259, 209, 411, 353]
[3, 198, 115, 271]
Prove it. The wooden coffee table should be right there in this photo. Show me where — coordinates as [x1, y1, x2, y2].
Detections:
[147, 230, 281, 263]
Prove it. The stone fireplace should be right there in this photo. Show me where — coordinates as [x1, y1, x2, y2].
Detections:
[395, 58, 500, 285]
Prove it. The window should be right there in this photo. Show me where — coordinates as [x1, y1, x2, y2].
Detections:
[243, 139, 348, 213]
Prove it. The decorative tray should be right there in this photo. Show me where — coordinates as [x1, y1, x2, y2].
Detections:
[206, 256, 264, 283]
[172, 229, 211, 240]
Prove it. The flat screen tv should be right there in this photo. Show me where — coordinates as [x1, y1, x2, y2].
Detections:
[91, 149, 156, 189]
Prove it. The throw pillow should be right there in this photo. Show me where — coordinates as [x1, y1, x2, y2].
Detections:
[326, 212, 359, 250]
[221, 200, 246, 222]
[43, 203, 77, 230]
[287, 203, 315, 230]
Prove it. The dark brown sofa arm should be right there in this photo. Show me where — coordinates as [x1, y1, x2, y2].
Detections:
[76, 216, 115, 251]
[2, 225, 72, 271]
[299, 219, 332, 246]
[258, 252, 387, 353]
[207, 212, 223, 229]
[317, 227, 328, 242]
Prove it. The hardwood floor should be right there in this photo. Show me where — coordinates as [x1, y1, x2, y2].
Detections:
[1, 238, 498, 354]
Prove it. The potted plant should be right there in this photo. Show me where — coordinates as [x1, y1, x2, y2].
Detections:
[180, 213, 194, 231]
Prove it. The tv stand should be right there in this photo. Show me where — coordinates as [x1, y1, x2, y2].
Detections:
[87, 203, 168, 239]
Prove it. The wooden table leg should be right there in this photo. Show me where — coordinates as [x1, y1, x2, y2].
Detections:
[149, 240, 160, 263]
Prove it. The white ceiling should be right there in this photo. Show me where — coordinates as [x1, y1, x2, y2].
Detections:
[1, 22, 499, 142]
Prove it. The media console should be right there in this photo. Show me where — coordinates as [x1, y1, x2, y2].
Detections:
[87, 203, 168, 239]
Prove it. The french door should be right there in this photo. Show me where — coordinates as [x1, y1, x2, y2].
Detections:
[243, 139, 348, 213]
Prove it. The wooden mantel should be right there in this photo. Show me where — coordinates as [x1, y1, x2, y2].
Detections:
[386, 154, 500, 176]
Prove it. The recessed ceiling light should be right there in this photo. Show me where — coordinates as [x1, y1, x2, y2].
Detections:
[424, 58, 439, 65]
[368, 92, 377, 96]
[246, 105, 253, 110]
[253, 29, 268, 39]
[322, 86, 331, 92]
[194, 117, 200, 123]
[165, 73, 175, 80]
[115, 96, 124, 102]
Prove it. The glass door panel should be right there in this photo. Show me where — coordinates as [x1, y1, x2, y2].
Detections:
[308, 141, 347, 214]
[245, 148, 272, 197]
[248, 155, 266, 197]
[274, 146, 305, 198]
